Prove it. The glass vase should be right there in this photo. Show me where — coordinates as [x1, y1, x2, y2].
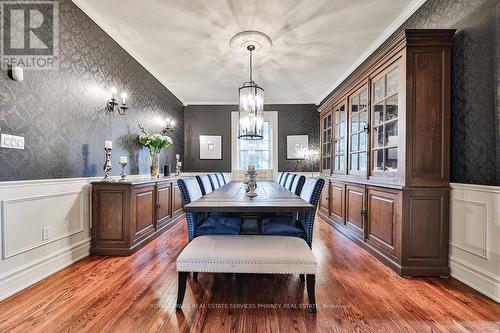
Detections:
[150, 151, 160, 178]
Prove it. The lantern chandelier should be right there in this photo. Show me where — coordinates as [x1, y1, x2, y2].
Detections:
[238, 44, 264, 140]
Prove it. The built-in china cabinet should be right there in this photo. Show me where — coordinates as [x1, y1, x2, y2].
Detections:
[318, 29, 455, 276]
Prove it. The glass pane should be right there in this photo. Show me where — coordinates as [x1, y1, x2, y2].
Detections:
[374, 78, 384, 102]
[386, 94, 398, 121]
[386, 68, 399, 96]
[335, 109, 340, 123]
[359, 153, 367, 170]
[359, 132, 366, 151]
[351, 134, 359, 152]
[359, 111, 367, 131]
[350, 154, 358, 171]
[339, 121, 345, 138]
[385, 147, 398, 171]
[335, 140, 340, 154]
[323, 117, 327, 128]
[373, 150, 384, 171]
[339, 105, 346, 122]
[373, 102, 384, 125]
[359, 90, 368, 110]
[334, 124, 340, 139]
[351, 115, 359, 132]
[386, 120, 398, 146]
[373, 126, 384, 148]
[339, 155, 345, 171]
[327, 115, 332, 128]
[334, 156, 339, 170]
[339, 138, 345, 154]
[351, 95, 359, 113]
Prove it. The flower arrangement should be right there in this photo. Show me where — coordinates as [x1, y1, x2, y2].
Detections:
[138, 124, 173, 177]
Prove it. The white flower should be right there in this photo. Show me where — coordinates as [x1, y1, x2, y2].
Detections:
[162, 136, 173, 144]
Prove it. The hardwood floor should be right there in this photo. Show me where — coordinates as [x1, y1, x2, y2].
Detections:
[0, 217, 498, 333]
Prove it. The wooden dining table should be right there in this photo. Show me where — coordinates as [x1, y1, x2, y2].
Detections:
[184, 180, 314, 213]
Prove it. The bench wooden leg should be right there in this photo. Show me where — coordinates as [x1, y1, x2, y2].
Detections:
[176, 272, 188, 311]
[192, 272, 198, 282]
[306, 274, 317, 314]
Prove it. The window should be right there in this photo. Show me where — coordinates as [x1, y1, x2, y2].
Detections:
[238, 121, 271, 170]
[231, 111, 278, 173]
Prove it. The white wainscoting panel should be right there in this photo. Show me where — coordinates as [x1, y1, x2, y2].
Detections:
[0, 177, 93, 301]
[450, 183, 500, 302]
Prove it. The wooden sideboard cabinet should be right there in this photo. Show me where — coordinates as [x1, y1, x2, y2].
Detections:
[91, 177, 184, 255]
[317, 29, 455, 276]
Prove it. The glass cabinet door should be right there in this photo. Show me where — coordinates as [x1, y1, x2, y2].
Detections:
[333, 104, 346, 173]
[321, 112, 332, 173]
[371, 67, 399, 174]
[348, 88, 368, 174]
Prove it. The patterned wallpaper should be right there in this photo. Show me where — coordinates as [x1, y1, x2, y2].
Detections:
[321, 0, 500, 186]
[183, 104, 319, 172]
[0, 0, 184, 181]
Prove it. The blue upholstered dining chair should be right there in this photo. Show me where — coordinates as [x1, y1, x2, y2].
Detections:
[261, 177, 325, 247]
[220, 172, 229, 184]
[284, 174, 296, 191]
[279, 172, 289, 187]
[196, 174, 213, 195]
[208, 174, 220, 190]
[291, 175, 306, 196]
[177, 178, 242, 241]
[276, 172, 284, 183]
[216, 173, 226, 186]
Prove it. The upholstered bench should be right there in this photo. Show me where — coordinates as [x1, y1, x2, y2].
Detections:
[176, 235, 318, 313]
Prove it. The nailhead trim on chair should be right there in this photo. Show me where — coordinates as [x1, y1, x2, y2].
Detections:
[177, 178, 196, 241]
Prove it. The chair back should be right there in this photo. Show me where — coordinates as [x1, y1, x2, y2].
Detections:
[291, 175, 306, 195]
[276, 172, 283, 183]
[221, 173, 230, 184]
[177, 178, 205, 241]
[298, 177, 325, 246]
[216, 173, 225, 186]
[279, 172, 289, 186]
[196, 174, 213, 195]
[209, 174, 220, 189]
[285, 174, 296, 190]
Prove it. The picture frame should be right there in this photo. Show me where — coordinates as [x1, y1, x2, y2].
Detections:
[199, 135, 222, 160]
[286, 135, 308, 159]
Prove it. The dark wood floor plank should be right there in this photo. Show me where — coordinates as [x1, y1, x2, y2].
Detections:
[0, 216, 498, 333]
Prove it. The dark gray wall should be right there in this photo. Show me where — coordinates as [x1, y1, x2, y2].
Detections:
[183, 104, 319, 172]
[321, 0, 500, 186]
[0, 0, 184, 181]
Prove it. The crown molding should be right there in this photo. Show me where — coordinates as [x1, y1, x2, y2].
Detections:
[184, 100, 318, 106]
[71, 0, 185, 104]
[317, 0, 428, 104]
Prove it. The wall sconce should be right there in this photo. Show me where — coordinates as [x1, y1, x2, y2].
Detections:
[163, 117, 176, 133]
[106, 87, 128, 115]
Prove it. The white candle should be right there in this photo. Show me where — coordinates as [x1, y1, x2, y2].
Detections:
[248, 164, 255, 172]
[176, 154, 180, 160]
[121, 92, 127, 104]
[120, 156, 128, 164]
[104, 141, 112, 149]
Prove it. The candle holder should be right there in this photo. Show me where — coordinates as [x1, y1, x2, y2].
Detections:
[103, 147, 113, 181]
[244, 170, 258, 197]
[119, 162, 128, 181]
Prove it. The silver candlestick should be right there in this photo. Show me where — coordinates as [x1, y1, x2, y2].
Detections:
[119, 162, 128, 181]
[103, 147, 113, 181]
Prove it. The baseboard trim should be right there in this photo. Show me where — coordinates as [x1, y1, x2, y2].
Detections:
[0, 237, 91, 301]
[449, 257, 500, 303]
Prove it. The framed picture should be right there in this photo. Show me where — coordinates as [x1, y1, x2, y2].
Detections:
[286, 135, 308, 159]
[199, 135, 222, 159]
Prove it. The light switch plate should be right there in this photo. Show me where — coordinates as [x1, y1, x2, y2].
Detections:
[0, 133, 25, 150]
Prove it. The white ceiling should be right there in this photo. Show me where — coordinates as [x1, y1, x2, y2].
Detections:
[72, 0, 423, 105]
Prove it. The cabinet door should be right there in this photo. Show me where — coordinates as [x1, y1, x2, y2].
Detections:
[366, 188, 400, 258]
[132, 186, 155, 242]
[345, 185, 365, 238]
[319, 181, 330, 213]
[320, 111, 333, 174]
[156, 183, 172, 230]
[329, 182, 344, 224]
[348, 85, 369, 176]
[173, 184, 183, 216]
